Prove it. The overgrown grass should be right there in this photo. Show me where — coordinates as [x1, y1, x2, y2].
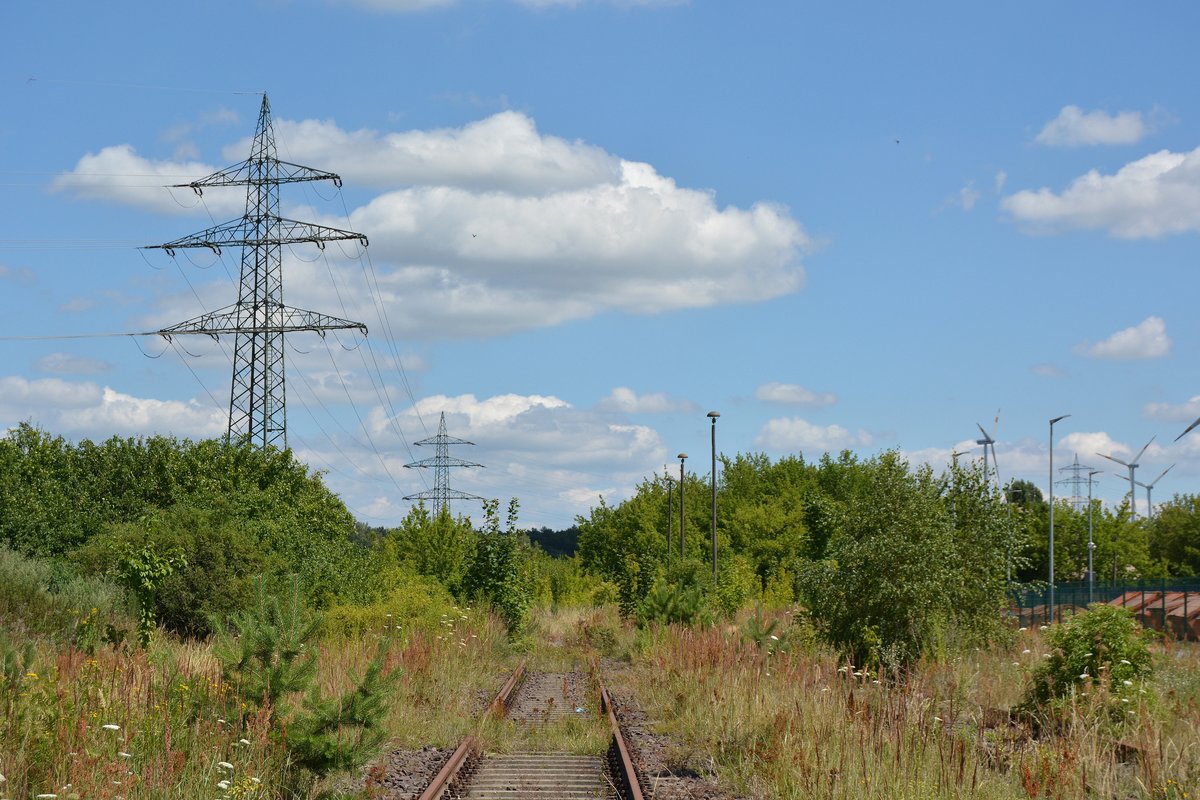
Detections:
[614, 610, 1200, 799]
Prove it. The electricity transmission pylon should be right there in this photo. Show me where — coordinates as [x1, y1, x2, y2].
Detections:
[1056, 453, 1094, 512]
[403, 412, 485, 514]
[146, 94, 368, 449]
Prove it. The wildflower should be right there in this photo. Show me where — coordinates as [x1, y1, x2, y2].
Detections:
[217, 780, 231, 790]
[102, 724, 121, 731]
[1042, 653, 1051, 659]
[118, 752, 132, 759]
[1022, 649, 1031, 655]
[1039, 625, 1048, 631]
[217, 762, 234, 770]
[871, 680, 881, 685]
[1018, 627, 1027, 632]
[1011, 662, 1019, 667]
[1123, 680, 1133, 686]
[769, 634, 779, 641]
[26, 672, 39, 679]
[239, 739, 250, 746]
[1120, 659, 1131, 665]
[35, 794, 58, 798]
[933, 716, 942, 723]
[250, 778, 261, 784]
[1079, 672, 1089, 679]
[218, 719, 227, 724]
[1121, 698, 1130, 703]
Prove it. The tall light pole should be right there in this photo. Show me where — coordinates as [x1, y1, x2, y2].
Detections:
[678, 453, 688, 559]
[708, 411, 720, 585]
[1087, 469, 1102, 605]
[664, 466, 673, 568]
[1048, 414, 1070, 622]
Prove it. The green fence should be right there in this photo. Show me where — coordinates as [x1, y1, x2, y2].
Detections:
[1009, 578, 1200, 630]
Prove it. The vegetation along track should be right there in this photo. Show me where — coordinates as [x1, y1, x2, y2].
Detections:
[419, 660, 643, 800]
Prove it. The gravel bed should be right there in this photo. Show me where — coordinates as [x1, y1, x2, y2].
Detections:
[608, 691, 744, 800]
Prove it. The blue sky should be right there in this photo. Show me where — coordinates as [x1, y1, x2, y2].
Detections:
[3, 1, 1200, 529]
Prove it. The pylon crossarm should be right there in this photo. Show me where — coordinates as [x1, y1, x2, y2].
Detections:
[155, 304, 367, 336]
[170, 159, 342, 193]
[404, 489, 488, 502]
[143, 217, 367, 253]
[404, 457, 485, 469]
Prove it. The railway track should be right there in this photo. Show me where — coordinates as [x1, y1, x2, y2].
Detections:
[419, 661, 643, 800]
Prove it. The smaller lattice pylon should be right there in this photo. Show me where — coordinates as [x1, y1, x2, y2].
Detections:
[1055, 452, 1094, 512]
[403, 412, 486, 515]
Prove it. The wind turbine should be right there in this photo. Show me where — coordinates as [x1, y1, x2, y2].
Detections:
[1097, 436, 1155, 519]
[975, 409, 1002, 488]
[1135, 464, 1174, 521]
[1177, 417, 1200, 441]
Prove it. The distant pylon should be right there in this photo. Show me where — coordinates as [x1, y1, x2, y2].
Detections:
[1056, 453, 1094, 512]
[146, 94, 368, 449]
[403, 412, 485, 514]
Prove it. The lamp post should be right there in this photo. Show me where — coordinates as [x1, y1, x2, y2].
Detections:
[1048, 414, 1070, 622]
[678, 453, 688, 559]
[708, 411, 720, 585]
[1087, 469, 1102, 605]
[664, 466, 673, 568]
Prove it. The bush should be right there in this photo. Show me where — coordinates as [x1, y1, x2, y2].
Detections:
[322, 571, 461, 638]
[0, 545, 131, 648]
[1019, 604, 1154, 720]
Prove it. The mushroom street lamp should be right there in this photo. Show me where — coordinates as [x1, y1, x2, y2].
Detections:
[1048, 414, 1070, 622]
[708, 411, 720, 585]
[678, 453, 688, 559]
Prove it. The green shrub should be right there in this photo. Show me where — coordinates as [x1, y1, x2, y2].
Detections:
[1019, 603, 1154, 720]
[0, 545, 131, 648]
[638, 577, 707, 627]
[322, 570, 461, 638]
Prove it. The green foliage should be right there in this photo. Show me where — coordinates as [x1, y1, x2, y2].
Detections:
[462, 498, 531, 632]
[1149, 493, 1200, 577]
[213, 578, 398, 777]
[321, 570, 460, 638]
[109, 540, 186, 648]
[638, 576, 706, 626]
[383, 503, 476, 595]
[799, 453, 1010, 669]
[0, 545, 131, 648]
[1019, 604, 1154, 720]
[287, 654, 401, 775]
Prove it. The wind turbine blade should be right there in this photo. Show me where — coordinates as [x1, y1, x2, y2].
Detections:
[1131, 436, 1155, 465]
[991, 408, 1001, 439]
[1177, 417, 1200, 442]
[976, 423, 992, 443]
[1097, 452, 1130, 467]
[1150, 464, 1175, 486]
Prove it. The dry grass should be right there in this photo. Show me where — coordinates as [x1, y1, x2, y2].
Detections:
[615, 612, 1200, 799]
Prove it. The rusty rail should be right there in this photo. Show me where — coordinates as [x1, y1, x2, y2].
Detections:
[418, 660, 527, 800]
[601, 686, 644, 800]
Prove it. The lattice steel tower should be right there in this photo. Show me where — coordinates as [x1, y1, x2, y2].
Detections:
[404, 412, 485, 514]
[1056, 452, 1094, 512]
[147, 94, 368, 449]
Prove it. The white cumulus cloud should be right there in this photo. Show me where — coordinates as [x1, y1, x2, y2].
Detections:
[755, 416, 872, 455]
[1077, 316, 1170, 360]
[1003, 146, 1200, 238]
[599, 387, 696, 414]
[1144, 395, 1200, 423]
[753, 382, 836, 407]
[61, 110, 810, 339]
[1035, 105, 1148, 147]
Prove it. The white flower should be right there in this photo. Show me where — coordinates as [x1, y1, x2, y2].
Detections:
[872, 680, 881, 685]
[102, 724, 120, 731]
[217, 780, 230, 790]
[217, 761, 234, 770]
[238, 739, 250, 746]
[1039, 625, 1049, 631]
[1120, 659, 1131, 665]
[1018, 627, 1027, 632]
[1022, 649, 1031, 655]
[1079, 673, 1089, 679]
[250, 778, 261, 785]
[1123, 680, 1133, 686]
[1043, 653, 1051, 659]
[1121, 698, 1130, 703]
[118, 752, 132, 758]
[35, 794, 58, 798]
[769, 634, 779, 641]
[933, 716, 942, 723]
[1012, 662, 1019, 667]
